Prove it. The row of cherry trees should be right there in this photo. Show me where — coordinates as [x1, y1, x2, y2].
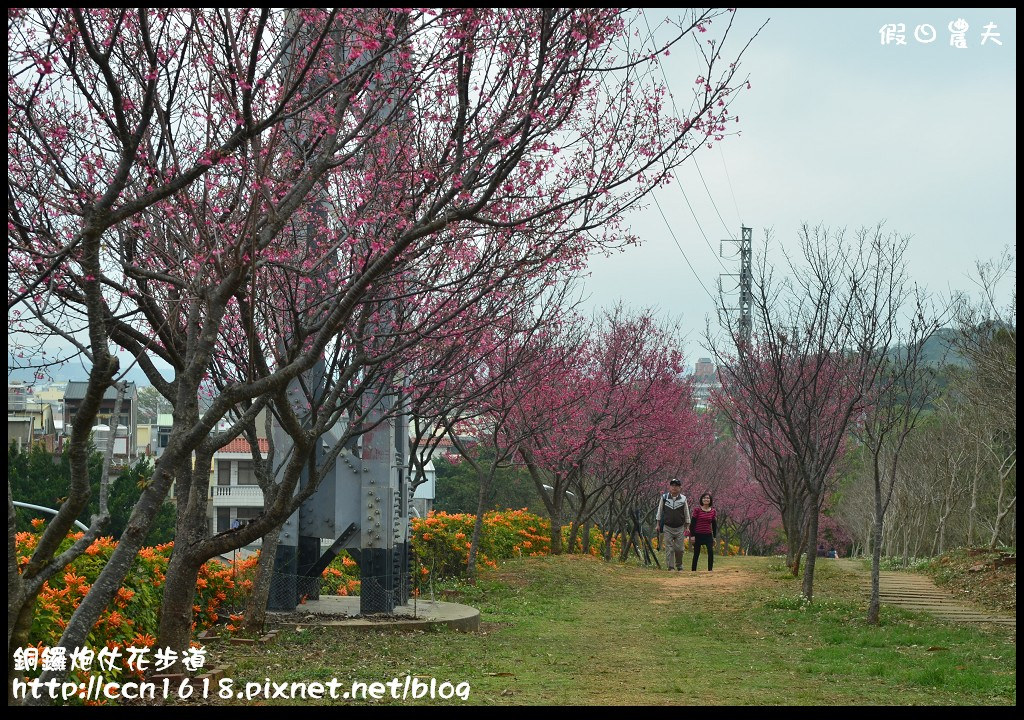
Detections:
[510, 306, 711, 557]
[430, 303, 792, 569]
[8, 8, 754, 698]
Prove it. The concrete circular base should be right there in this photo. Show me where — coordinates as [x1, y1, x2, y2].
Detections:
[268, 597, 480, 632]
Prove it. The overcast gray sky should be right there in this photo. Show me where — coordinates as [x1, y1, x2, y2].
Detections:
[582, 8, 1016, 368]
[10, 8, 1016, 384]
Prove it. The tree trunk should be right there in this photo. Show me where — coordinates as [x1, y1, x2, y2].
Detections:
[466, 470, 492, 579]
[603, 528, 614, 560]
[989, 500, 1013, 550]
[935, 475, 957, 557]
[967, 478, 978, 547]
[549, 511, 563, 555]
[241, 526, 281, 633]
[867, 481, 884, 624]
[8, 488, 32, 701]
[618, 524, 631, 562]
[788, 509, 812, 578]
[787, 547, 802, 578]
[911, 531, 923, 562]
[783, 511, 801, 576]
[7, 593, 36, 704]
[158, 443, 216, 657]
[932, 489, 950, 556]
[567, 520, 581, 554]
[905, 520, 913, 565]
[26, 456, 179, 703]
[801, 502, 820, 601]
[988, 460, 1015, 550]
[880, 512, 891, 558]
[158, 551, 204, 662]
[602, 500, 616, 560]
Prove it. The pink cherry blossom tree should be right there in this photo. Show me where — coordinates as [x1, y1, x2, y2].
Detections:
[710, 353, 843, 578]
[572, 349, 710, 557]
[680, 432, 779, 555]
[401, 281, 588, 576]
[10, 8, 754, 692]
[510, 305, 712, 554]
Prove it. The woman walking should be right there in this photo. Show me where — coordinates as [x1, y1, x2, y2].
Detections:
[690, 492, 717, 572]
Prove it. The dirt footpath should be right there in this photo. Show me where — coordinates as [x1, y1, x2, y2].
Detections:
[649, 564, 758, 605]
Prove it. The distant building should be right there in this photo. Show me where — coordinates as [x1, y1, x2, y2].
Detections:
[209, 436, 270, 536]
[213, 406, 269, 439]
[8, 381, 56, 451]
[411, 460, 436, 518]
[63, 381, 138, 459]
[692, 358, 721, 410]
[35, 383, 66, 417]
[410, 430, 477, 516]
[140, 413, 175, 457]
[7, 416, 34, 451]
[136, 425, 152, 457]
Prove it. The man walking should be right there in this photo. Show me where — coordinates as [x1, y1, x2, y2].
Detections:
[656, 478, 691, 571]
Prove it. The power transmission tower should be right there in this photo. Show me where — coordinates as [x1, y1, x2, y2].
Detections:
[268, 10, 412, 616]
[719, 226, 753, 347]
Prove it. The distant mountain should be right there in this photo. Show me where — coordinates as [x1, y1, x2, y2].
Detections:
[7, 354, 171, 387]
[888, 327, 970, 369]
[920, 327, 971, 368]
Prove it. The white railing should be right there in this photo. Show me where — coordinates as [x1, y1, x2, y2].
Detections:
[210, 485, 265, 507]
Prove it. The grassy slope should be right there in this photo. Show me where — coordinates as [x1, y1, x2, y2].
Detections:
[921, 548, 1016, 614]
[195, 554, 1015, 706]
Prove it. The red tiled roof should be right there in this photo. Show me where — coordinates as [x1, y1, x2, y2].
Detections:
[216, 437, 270, 454]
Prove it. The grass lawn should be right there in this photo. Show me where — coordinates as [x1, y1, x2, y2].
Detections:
[193, 554, 1015, 706]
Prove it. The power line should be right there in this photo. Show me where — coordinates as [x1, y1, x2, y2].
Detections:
[650, 192, 718, 305]
[693, 159, 736, 241]
[678, 13, 744, 240]
[590, 67, 717, 303]
[719, 144, 743, 228]
[641, 10, 732, 269]
[643, 10, 744, 243]
[591, 38, 716, 306]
